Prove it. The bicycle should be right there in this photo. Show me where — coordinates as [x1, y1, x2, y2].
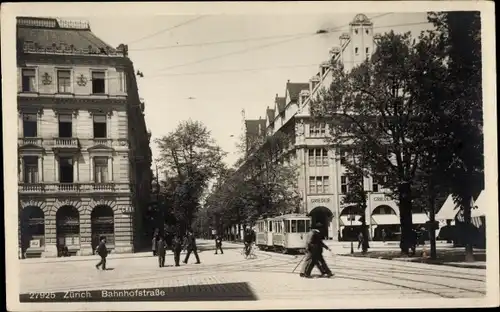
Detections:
[241, 242, 257, 259]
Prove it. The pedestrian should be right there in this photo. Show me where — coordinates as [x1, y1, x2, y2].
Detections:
[381, 229, 386, 243]
[172, 234, 183, 267]
[357, 232, 364, 250]
[95, 236, 108, 270]
[299, 226, 315, 277]
[183, 230, 201, 264]
[303, 223, 333, 278]
[152, 234, 158, 257]
[214, 234, 224, 255]
[157, 236, 167, 268]
[410, 229, 418, 256]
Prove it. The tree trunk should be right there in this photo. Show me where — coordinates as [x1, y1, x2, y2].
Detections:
[399, 183, 413, 255]
[428, 180, 437, 260]
[462, 197, 475, 262]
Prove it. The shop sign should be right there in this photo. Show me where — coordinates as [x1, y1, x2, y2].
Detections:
[310, 197, 331, 204]
[30, 239, 40, 248]
[373, 196, 392, 202]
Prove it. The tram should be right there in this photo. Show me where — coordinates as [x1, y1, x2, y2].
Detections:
[271, 214, 311, 254]
[255, 217, 274, 250]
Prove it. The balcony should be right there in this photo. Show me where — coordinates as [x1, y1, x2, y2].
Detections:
[18, 182, 130, 194]
[92, 138, 113, 147]
[53, 138, 79, 150]
[18, 138, 43, 147]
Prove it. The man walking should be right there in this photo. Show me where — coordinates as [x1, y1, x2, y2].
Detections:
[300, 226, 315, 277]
[95, 236, 108, 270]
[183, 230, 201, 264]
[157, 236, 167, 268]
[214, 234, 224, 255]
[172, 233, 183, 267]
[304, 223, 333, 278]
[152, 234, 159, 256]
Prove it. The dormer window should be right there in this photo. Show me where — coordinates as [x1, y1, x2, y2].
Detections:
[366, 29, 370, 35]
[355, 47, 359, 55]
[355, 29, 359, 35]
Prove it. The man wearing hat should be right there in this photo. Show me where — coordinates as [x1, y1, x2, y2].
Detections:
[302, 222, 333, 278]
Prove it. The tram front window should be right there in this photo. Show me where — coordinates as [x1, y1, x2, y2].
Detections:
[285, 220, 290, 233]
[298, 220, 306, 233]
[291, 220, 297, 233]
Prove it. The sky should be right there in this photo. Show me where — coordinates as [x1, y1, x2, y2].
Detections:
[83, 12, 435, 168]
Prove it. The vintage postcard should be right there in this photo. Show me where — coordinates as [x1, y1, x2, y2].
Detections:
[2, 1, 498, 311]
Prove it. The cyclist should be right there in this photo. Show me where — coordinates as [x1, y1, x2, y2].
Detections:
[243, 227, 256, 256]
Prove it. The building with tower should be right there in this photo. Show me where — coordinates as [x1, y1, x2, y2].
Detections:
[17, 17, 152, 258]
[233, 14, 430, 242]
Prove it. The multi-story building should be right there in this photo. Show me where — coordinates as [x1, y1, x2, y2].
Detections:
[17, 17, 152, 258]
[236, 14, 430, 241]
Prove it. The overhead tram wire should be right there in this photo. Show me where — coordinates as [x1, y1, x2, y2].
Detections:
[127, 15, 207, 45]
[128, 13, 401, 52]
[153, 12, 394, 73]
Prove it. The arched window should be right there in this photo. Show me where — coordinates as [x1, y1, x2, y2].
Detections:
[91, 205, 115, 249]
[21, 206, 45, 250]
[56, 205, 80, 247]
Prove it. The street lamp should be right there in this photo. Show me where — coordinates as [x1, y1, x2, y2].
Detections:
[350, 213, 354, 254]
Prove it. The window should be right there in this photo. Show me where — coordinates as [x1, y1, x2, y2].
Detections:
[340, 148, 347, 165]
[23, 156, 38, 183]
[93, 114, 107, 138]
[22, 69, 36, 92]
[341, 176, 349, 194]
[366, 47, 369, 54]
[118, 70, 126, 93]
[308, 148, 328, 167]
[291, 220, 297, 233]
[57, 70, 71, 93]
[309, 123, 326, 137]
[366, 29, 369, 35]
[372, 179, 379, 193]
[58, 114, 72, 138]
[298, 220, 306, 233]
[309, 177, 316, 194]
[94, 157, 108, 183]
[309, 176, 330, 194]
[92, 71, 105, 94]
[355, 29, 359, 35]
[22, 113, 38, 138]
[355, 47, 359, 55]
[59, 157, 74, 183]
[285, 220, 290, 233]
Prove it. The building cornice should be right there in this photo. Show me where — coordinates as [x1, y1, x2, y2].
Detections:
[18, 53, 131, 68]
[18, 95, 128, 111]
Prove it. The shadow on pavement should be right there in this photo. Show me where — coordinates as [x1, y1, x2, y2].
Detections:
[19, 282, 258, 302]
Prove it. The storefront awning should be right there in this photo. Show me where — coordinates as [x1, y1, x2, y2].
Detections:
[471, 191, 486, 218]
[413, 213, 429, 224]
[371, 214, 399, 225]
[435, 195, 459, 221]
[339, 215, 362, 226]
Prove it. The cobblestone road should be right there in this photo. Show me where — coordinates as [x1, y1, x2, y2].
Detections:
[20, 240, 487, 301]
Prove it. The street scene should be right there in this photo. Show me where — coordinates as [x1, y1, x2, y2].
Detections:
[20, 240, 486, 300]
[6, 2, 497, 310]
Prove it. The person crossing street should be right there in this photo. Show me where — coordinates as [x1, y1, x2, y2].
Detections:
[157, 236, 167, 268]
[95, 236, 108, 270]
[303, 223, 333, 278]
[172, 234, 183, 267]
[214, 234, 224, 255]
[183, 230, 201, 264]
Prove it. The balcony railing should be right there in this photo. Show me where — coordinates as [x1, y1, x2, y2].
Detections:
[53, 138, 79, 149]
[18, 138, 43, 146]
[93, 138, 113, 147]
[18, 182, 130, 194]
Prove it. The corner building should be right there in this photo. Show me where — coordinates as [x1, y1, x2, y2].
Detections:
[240, 14, 429, 242]
[17, 17, 152, 258]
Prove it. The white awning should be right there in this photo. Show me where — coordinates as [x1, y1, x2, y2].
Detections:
[339, 215, 362, 226]
[435, 195, 459, 220]
[471, 191, 486, 218]
[413, 213, 429, 224]
[370, 214, 399, 225]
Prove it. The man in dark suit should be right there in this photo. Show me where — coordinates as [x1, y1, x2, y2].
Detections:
[157, 236, 167, 267]
[95, 236, 108, 270]
[304, 223, 333, 278]
[214, 234, 224, 255]
[183, 230, 201, 264]
[172, 234, 183, 267]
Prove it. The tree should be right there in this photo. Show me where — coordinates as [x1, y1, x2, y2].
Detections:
[155, 120, 227, 234]
[341, 151, 370, 253]
[427, 11, 484, 261]
[310, 31, 450, 254]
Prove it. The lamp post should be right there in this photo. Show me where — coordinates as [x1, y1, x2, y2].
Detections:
[350, 213, 354, 254]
